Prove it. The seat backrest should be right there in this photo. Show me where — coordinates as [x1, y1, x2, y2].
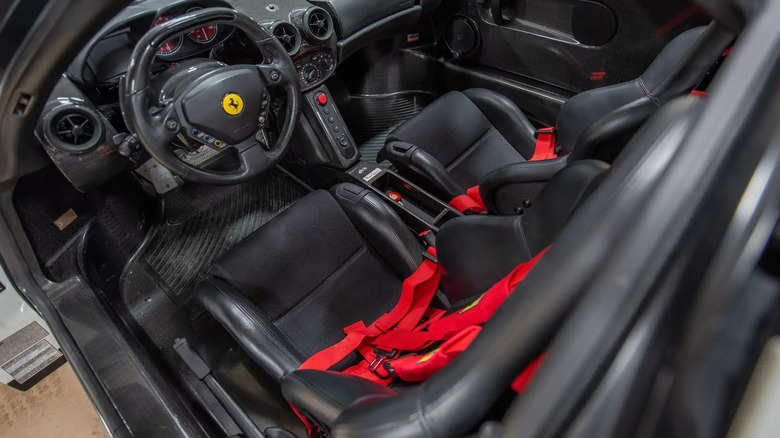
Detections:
[557, 22, 734, 160]
[437, 159, 609, 304]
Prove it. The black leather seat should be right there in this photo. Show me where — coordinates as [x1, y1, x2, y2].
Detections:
[197, 160, 609, 425]
[378, 23, 733, 208]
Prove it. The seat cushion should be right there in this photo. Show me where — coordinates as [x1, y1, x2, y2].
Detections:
[205, 190, 404, 363]
[387, 90, 531, 190]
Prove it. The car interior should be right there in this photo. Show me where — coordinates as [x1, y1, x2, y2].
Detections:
[2, 0, 778, 436]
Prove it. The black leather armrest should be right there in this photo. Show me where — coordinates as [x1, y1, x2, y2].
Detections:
[331, 182, 424, 279]
[380, 141, 465, 199]
[480, 157, 569, 214]
[282, 370, 398, 429]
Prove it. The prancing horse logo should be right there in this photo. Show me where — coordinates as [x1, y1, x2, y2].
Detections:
[222, 93, 244, 116]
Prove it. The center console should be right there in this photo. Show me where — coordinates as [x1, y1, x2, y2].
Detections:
[348, 161, 461, 234]
[292, 85, 460, 234]
[296, 85, 360, 169]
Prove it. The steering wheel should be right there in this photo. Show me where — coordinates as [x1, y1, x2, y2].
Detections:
[121, 8, 301, 185]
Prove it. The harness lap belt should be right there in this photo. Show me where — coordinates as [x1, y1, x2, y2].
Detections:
[449, 127, 558, 213]
[295, 247, 550, 430]
[530, 127, 558, 162]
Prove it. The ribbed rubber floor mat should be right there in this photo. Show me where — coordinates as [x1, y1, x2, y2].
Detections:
[340, 93, 434, 165]
[143, 171, 304, 316]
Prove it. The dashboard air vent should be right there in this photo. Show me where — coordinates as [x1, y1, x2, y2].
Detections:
[44, 105, 104, 154]
[271, 21, 301, 55]
[303, 7, 333, 42]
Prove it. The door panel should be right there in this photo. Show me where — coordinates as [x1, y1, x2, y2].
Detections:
[451, 0, 710, 93]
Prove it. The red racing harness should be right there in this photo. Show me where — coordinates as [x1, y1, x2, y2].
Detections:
[449, 127, 558, 213]
[295, 247, 549, 431]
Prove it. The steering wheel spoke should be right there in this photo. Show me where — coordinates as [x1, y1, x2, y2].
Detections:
[237, 141, 272, 174]
[257, 61, 291, 87]
[151, 102, 178, 130]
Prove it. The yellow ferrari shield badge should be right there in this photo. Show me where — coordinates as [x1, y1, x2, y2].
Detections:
[222, 93, 244, 116]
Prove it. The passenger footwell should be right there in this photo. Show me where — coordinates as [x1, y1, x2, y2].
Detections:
[340, 92, 434, 165]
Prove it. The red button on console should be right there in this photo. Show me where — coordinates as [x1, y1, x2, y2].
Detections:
[316, 93, 328, 105]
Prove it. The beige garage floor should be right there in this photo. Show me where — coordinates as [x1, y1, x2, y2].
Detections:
[0, 363, 109, 438]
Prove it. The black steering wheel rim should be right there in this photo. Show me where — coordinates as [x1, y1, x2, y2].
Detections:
[121, 8, 301, 185]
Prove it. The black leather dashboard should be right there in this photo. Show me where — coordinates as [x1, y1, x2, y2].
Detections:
[310, 0, 416, 38]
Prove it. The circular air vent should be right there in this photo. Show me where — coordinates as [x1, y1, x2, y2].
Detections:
[43, 105, 104, 154]
[302, 7, 333, 42]
[271, 21, 301, 55]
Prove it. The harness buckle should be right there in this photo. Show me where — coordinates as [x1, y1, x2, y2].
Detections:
[368, 347, 399, 378]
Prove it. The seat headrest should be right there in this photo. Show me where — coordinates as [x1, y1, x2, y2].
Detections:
[697, 0, 765, 32]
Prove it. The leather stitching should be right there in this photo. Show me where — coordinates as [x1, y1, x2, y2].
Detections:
[514, 218, 532, 257]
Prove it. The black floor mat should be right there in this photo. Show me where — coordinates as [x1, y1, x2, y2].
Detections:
[12, 167, 96, 281]
[137, 170, 305, 317]
[339, 92, 434, 165]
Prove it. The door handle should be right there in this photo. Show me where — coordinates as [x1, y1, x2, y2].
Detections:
[489, 0, 512, 25]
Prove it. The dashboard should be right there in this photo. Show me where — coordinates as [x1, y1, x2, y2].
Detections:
[41, 0, 440, 191]
[67, 0, 345, 91]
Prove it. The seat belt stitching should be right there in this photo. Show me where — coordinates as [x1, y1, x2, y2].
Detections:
[514, 219, 532, 257]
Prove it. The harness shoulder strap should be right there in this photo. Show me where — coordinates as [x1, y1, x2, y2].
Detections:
[450, 185, 487, 213]
[298, 247, 441, 372]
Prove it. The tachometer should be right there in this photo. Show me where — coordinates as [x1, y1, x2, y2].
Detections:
[186, 8, 219, 44]
[152, 15, 183, 56]
[188, 24, 218, 43]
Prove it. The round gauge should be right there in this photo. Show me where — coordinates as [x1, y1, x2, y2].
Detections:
[152, 15, 183, 56]
[188, 24, 218, 43]
[186, 8, 219, 43]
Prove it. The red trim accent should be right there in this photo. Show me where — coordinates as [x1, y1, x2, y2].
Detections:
[722, 47, 733, 57]
[654, 5, 701, 36]
[590, 71, 606, 81]
[449, 185, 487, 213]
[690, 90, 708, 97]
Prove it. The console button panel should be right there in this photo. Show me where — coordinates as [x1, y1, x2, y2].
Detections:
[303, 85, 359, 167]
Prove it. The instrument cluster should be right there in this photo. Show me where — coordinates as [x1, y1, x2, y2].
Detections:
[151, 6, 226, 61]
[70, 1, 233, 87]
